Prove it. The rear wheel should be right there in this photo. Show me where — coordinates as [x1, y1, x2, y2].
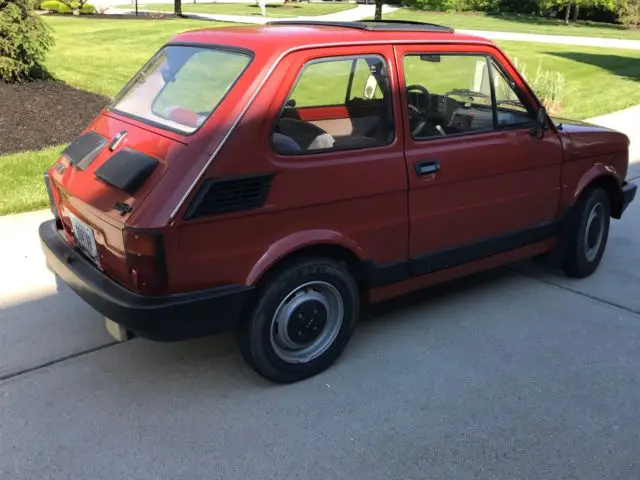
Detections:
[238, 257, 359, 383]
[562, 186, 611, 278]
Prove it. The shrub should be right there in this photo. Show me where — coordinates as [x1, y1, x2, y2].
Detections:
[40, 0, 95, 13]
[400, 0, 499, 12]
[514, 58, 565, 116]
[0, 0, 54, 82]
[618, 0, 640, 26]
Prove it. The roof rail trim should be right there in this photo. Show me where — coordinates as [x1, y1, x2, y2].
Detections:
[265, 20, 454, 33]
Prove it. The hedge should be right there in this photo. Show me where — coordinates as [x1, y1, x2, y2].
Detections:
[40, 0, 95, 14]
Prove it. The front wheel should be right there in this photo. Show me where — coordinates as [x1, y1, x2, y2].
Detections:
[238, 257, 360, 383]
[562, 186, 611, 278]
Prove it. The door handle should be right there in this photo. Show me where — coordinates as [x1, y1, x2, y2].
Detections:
[414, 160, 440, 176]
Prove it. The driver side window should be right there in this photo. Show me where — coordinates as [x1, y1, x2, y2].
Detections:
[402, 53, 533, 140]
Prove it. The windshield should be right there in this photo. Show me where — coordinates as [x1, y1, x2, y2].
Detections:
[110, 45, 252, 134]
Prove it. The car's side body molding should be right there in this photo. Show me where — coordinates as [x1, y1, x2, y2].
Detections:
[368, 220, 560, 287]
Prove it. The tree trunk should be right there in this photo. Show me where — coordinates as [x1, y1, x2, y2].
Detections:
[174, 0, 182, 16]
[564, 3, 571, 24]
[573, 4, 579, 21]
[374, 0, 382, 20]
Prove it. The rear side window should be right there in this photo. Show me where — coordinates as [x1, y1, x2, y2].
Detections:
[272, 54, 394, 155]
[111, 45, 252, 134]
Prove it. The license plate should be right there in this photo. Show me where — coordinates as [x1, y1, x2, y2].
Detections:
[68, 213, 100, 266]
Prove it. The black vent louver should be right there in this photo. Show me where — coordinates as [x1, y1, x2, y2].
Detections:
[185, 174, 275, 220]
[62, 131, 108, 170]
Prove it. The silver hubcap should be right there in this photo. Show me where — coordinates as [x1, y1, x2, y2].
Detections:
[584, 202, 605, 262]
[270, 281, 344, 364]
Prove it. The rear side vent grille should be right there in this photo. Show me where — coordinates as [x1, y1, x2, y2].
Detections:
[185, 174, 275, 219]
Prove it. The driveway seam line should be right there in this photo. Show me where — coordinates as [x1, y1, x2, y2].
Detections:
[0, 341, 120, 383]
[506, 266, 640, 316]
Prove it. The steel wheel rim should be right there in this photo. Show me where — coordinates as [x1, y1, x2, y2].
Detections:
[270, 281, 344, 364]
[584, 201, 605, 262]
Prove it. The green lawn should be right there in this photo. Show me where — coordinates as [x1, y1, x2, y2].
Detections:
[117, 2, 356, 17]
[44, 16, 227, 97]
[2, 16, 640, 215]
[497, 40, 640, 119]
[383, 9, 640, 40]
[0, 145, 65, 215]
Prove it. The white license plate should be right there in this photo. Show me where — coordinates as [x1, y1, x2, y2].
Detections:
[68, 213, 100, 266]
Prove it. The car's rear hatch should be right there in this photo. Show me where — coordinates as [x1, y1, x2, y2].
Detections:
[47, 114, 185, 289]
[46, 43, 254, 291]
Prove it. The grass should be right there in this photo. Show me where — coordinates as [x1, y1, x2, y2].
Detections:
[383, 9, 640, 40]
[0, 145, 65, 215]
[116, 2, 356, 17]
[497, 40, 640, 119]
[44, 16, 228, 97]
[1, 16, 640, 215]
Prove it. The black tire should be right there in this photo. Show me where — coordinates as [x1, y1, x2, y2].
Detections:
[237, 257, 360, 383]
[562, 186, 611, 278]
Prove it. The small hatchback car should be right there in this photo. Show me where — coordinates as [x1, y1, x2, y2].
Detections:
[40, 20, 637, 382]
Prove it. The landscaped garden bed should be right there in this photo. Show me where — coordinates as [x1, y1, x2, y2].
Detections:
[0, 81, 108, 156]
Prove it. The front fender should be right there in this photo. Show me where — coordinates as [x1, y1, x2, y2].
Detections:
[567, 162, 625, 218]
[245, 229, 366, 285]
[574, 163, 621, 201]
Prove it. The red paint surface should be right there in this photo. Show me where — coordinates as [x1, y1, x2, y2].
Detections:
[46, 24, 631, 301]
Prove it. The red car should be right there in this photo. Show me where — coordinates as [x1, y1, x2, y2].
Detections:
[39, 20, 636, 382]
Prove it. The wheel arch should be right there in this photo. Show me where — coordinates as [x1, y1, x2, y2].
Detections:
[245, 231, 371, 291]
[573, 168, 624, 219]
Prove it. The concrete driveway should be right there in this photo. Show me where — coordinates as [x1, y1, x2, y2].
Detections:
[1, 160, 639, 479]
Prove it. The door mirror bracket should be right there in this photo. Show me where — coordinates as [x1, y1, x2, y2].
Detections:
[530, 106, 547, 139]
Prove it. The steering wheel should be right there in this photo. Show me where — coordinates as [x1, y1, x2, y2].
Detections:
[406, 84, 430, 137]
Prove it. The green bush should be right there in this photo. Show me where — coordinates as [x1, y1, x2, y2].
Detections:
[40, 0, 95, 14]
[0, 0, 54, 82]
[514, 58, 565, 116]
[400, 0, 499, 12]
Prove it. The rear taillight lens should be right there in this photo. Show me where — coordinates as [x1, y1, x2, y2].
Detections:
[123, 228, 167, 295]
[43, 171, 63, 229]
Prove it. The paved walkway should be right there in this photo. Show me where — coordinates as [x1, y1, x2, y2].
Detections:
[106, 3, 398, 22]
[457, 28, 640, 50]
[104, 3, 640, 50]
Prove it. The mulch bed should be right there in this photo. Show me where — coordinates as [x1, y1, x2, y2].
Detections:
[0, 80, 109, 156]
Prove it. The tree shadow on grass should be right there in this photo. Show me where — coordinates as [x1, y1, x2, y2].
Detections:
[485, 11, 634, 34]
[545, 51, 640, 82]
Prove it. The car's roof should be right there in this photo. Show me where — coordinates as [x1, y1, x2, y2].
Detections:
[170, 21, 496, 57]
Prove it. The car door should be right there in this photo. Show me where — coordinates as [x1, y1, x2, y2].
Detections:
[394, 43, 564, 276]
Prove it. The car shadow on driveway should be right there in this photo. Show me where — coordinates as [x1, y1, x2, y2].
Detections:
[90, 267, 519, 387]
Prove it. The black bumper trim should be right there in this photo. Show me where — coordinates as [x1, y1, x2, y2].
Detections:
[621, 181, 637, 216]
[39, 220, 254, 341]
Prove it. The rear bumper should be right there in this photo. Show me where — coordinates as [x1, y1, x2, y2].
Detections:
[620, 181, 637, 216]
[39, 220, 254, 341]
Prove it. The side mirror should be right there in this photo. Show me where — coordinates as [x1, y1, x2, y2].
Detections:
[531, 106, 547, 139]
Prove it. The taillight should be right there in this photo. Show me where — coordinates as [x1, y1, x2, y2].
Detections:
[43, 171, 63, 229]
[123, 228, 167, 295]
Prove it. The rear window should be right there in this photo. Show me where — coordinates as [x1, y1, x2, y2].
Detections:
[110, 45, 252, 134]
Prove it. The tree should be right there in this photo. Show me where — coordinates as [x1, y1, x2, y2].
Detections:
[618, 0, 640, 25]
[374, 0, 383, 19]
[56, 0, 89, 14]
[174, 0, 182, 16]
[540, 0, 619, 24]
[0, 0, 54, 82]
